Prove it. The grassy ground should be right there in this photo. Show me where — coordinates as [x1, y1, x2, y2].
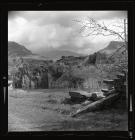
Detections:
[8, 88, 128, 131]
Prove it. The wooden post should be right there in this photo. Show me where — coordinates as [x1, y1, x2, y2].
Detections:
[124, 19, 127, 42]
[124, 19, 128, 108]
[126, 72, 128, 109]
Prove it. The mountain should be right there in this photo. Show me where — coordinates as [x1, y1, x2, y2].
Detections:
[84, 41, 126, 65]
[8, 41, 53, 76]
[8, 41, 33, 57]
[98, 41, 125, 55]
[36, 50, 84, 60]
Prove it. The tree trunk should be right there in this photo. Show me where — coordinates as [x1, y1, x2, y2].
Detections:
[126, 72, 128, 109]
[71, 93, 120, 117]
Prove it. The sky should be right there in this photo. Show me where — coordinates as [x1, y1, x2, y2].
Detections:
[8, 11, 127, 55]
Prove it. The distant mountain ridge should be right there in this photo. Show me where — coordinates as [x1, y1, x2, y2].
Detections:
[37, 49, 84, 60]
[8, 41, 33, 57]
[8, 41, 84, 60]
[8, 41, 125, 64]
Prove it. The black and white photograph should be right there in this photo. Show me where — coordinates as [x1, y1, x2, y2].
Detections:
[8, 11, 128, 131]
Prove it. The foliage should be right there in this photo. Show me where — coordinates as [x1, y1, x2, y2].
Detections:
[56, 65, 85, 89]
[12, 57, 49, 89]
[48, 64, 65, 81]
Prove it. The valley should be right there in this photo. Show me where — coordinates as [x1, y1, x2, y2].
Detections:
[8, 40, 128, 131]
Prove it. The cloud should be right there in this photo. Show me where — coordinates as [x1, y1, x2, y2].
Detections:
[9, 11, 127, 23]
[8, 11, 127, 55]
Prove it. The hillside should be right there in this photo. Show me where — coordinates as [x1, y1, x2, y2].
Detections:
[84, 41, 126, 65]
[8, 41, 51, 74]
[98, 41, 125, 55]
[8, 41, 33, 57]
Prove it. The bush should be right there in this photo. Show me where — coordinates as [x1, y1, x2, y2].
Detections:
[48, 64, 64, 80]
[57, 69, 85, 89]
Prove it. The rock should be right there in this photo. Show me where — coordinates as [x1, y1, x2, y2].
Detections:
[117, 73, 126, 80]
[92, 92, 105, 98]
[103, 79, 114, 90]
[69, 90, 92, 99]
[103, 79, 114, 84]
[69, 91, 87, 100]
[89, 93, 98, 101]
[101, 88, 109, 93]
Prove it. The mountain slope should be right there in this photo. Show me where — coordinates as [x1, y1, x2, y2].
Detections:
[8, 41, 33, 57]
[8, 41, 50, 74]
[84, 41, 126, 65]
[98, 41, 125, 55]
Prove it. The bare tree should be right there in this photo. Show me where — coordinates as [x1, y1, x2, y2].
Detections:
[74, 17, 128, 104]
[74, 17, 128, 68]
[74, 17, 127, 43]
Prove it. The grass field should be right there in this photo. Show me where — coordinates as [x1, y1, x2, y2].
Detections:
[8, 88, 128, 131]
